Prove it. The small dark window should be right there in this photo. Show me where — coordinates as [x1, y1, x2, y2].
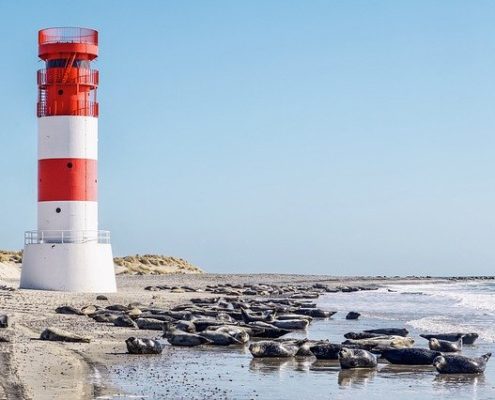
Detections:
[67, 162, 73, 168]
[56, 207, 61, 213]
[58, 89, 64, 95]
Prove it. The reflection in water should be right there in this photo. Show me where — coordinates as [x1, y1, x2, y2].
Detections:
[433, 373, 485, 398]
[338, 368, 376, 387]
[379, 364, 435, 377]
[250, 357, 329, 374]
[249, 358, 296, 373]
[310, 359, 341, 372]
[433, 373, 485, 386]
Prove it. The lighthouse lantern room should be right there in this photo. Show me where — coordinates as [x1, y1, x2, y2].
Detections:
[20, 27, 117, 292]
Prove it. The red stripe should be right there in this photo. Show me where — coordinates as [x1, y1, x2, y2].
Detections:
[38, 158, 97, 201]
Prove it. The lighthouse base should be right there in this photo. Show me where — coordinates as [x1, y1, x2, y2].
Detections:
[20, 242, 117, 292]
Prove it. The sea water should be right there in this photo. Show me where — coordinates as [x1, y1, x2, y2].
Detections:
[103, 281, 495, 399]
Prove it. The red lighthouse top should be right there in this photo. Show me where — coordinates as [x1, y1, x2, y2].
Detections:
[37, 27, 99, 117]
[39, 27, 98, 60]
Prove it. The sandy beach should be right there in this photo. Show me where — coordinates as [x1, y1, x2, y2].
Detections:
[0, 270, 492, 399]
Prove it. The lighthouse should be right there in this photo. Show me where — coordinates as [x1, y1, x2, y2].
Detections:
[20, 27, 117, 292]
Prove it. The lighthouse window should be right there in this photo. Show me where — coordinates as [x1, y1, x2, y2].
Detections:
[73, 60, 90, 68]
[55, 208, 61, 213]
[67, 162, 73, 169]
[46, 59, 90, 69]
[58, 89, 64, 95]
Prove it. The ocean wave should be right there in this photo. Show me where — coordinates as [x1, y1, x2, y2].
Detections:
[406, 316, 495, 343]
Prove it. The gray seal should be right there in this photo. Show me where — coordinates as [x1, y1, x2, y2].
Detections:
[429, 338, 462, 352]
[199, 331, 242, 346]
[381, 348, 441, 365]
[346, 312, 361, 320]
[338, 348, 377, 369]
[420, 332, 479, 345]
[363, 328, 408, 337]
[125, 337, 163, 354]
[310, 343, 343, 360]
[433, 353, 491, 374]
[249, 340, 299, 358]
[271, 319, 309, 330]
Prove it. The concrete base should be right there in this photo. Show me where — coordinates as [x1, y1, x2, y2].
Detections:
[20, 242, 117, 292]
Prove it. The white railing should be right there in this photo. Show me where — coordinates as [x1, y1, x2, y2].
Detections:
[24, 230, 111, 245]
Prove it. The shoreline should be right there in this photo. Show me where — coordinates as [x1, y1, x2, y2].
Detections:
[0, 273, 488, 399]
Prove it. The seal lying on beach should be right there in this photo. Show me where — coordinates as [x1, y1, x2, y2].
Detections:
[338, 348, 377, 369]
[249, 340, 299, 358]
[163, 322, 212, 346]
[363, 328, 409, 337]
[271, 319, 309, 330]
[344, 332, 384, 340]
[380, 348, 442, 365]
[199, 330, 243, 345]
[40, 327, 91, 343]
[420, 332, 479, 345]
[125, 337, 163, 354]
[429, 338, 462, 352]
[433, 353, 491, 374]
[342, 335, 414, 350]
[241, 308, 275, 323]
[213, 326, 250, 344]
[310, 343, 344, 360]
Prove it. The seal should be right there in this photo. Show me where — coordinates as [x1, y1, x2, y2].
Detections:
[344, 332, 384, 340]
[363, 328, 409, 337]
[310, 343, 343, 360]
[163, 323, 212, 346]
[249, 340, 299, 358]
[199, 330, 242, 346]
[433, 353, 491, 374]
[271, 319, 309, 330]
[429, 338, 462, 352]
[381, 348, 441, 365]
[346, 312, 361, 320]
[420, 332, 479, 345]
[338, 348, 377, 369]
[125, 337, 163, 354]
[214, 326, 250, 344]
[342, 335, 414, 350]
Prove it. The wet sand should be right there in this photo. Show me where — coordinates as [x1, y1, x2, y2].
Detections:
[0, 273, 484, 399]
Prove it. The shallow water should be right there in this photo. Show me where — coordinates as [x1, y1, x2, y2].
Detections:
[101, 282, 495, 399]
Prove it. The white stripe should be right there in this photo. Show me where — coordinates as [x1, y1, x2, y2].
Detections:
[38, 116, 98, 160]
[38, 201, 98, 231]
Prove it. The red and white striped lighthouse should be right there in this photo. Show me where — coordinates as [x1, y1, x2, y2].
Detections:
[21, 27, 116, 292]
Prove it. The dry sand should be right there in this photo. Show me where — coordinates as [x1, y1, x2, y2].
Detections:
[0, 264, 452, 399]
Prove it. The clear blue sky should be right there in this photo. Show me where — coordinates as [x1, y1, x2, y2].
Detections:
[0, 1, 494, 275]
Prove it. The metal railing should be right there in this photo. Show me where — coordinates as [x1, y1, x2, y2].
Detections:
[24, 230, 111, 245]
[37, 68, 99, 86]
[39, 27, 98, 45]
[37, 100, 99, 117]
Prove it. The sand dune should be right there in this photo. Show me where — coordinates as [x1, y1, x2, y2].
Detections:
[0, 251, 203, 276]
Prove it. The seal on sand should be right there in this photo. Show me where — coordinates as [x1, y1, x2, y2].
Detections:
[249, 340, 298, 358]
[429, 338, 462, 352]
[125, 337, 163, 354]
[380, 348, 441, 365]
[433, 353, 491, 374]
[338, 348, 377, 369]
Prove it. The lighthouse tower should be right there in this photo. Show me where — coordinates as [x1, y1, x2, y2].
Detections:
[20, 27, 116, 292]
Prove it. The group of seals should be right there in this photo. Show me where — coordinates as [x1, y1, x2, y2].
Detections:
[144, 282, 379, 297]
[50, 285, 489, 376]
